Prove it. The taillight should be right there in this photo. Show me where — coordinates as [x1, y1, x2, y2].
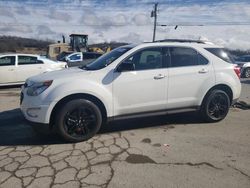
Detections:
[234, 66, 241, 79]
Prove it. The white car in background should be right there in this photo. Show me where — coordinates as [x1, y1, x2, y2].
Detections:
[0, 53, 67, 86]
[234, 55, 250, 78]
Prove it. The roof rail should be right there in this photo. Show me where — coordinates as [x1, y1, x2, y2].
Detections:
[154, 39, 206, 44]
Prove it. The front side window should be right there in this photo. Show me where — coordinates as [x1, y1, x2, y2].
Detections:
[0, 56, 15, 66]
[169, 47, 208, 67]
[69, 54, 81, 61]
[125, 48, 163, 70]
[18, 56, 38, 65]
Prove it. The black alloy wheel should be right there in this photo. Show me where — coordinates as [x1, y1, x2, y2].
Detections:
[55, 99, 102, 142]
[64, 106, 96, 138]
[201, 90, 230, 122]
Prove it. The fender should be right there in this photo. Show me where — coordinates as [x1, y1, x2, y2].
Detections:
[43, 79, 113, 124]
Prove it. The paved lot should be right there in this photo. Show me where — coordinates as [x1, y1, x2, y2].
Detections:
[0, 80, 249, 188]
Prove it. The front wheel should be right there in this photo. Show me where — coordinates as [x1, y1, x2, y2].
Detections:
[55, 99, 102, 142]
[200, 90, 230, 122]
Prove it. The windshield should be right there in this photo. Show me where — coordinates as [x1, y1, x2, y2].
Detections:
[205, 48, 234, 64]
[82, 47, 132, 70]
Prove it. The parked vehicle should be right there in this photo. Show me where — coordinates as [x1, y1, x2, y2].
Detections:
[66, 52, 103, 67]
[0, 53, 67, 86]
[47, 34, 110, 60]
[56, 51, 73, 62]
[20, 39, 241, 142]
[234, 55, 250, 78]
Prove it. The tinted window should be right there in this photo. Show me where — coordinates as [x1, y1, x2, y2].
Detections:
[69, 54, 81, 61]
[84, 47, 131, 70]
[205, 48, 234, 63]
[18, 56, 38, 65]
[126, 48, 163, 70]
[170, 47, 208, 67]
[0, 56, 15, 66]
[163, 48, 170, 67]
[235, 56, 250, 62]
[170, 47, 198, 67]
[198, 53, 209, 65]
[83, 53, 97, 59]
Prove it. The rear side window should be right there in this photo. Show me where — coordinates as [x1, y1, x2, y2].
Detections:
[18, 56, 38, 65]
[205, 48, 234, 63]
[198, 53, 209, 65]
[169, 47, 208, 67]
[0, 56, 15, 66]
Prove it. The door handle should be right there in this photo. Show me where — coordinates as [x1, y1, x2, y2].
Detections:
[38, 67, 42, 69]
[8, 69, 14, 71]
[198, 69, 208, 74]
[154, 74, 165, 80]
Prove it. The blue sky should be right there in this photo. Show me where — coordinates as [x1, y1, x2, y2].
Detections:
[0, 0, 250, 49]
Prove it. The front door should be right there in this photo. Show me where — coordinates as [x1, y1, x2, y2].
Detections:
[0, 55, 17, 85]
[113, 47, 168, 116]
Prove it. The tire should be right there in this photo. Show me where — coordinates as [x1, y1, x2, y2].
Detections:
[200, 89, 230, 122]
[243, 67, 250, 78]
[55, 99, 102, 142]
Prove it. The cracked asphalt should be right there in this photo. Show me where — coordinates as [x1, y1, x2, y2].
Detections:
[0, 79, 249, 188]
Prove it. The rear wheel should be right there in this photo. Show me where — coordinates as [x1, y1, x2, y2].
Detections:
[244, 67, 250, 78]
[55, 99, 102, 142]
[201, 90, 230, 122]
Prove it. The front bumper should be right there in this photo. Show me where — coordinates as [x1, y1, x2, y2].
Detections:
[20, 89, 56, 124]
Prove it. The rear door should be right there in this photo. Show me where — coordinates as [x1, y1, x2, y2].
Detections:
[167, 47, 214, 109]
[0, 55, 17, 85]
[16, 55, 44, 82]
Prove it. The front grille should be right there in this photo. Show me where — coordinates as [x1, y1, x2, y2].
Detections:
[20, 92, 24, 105]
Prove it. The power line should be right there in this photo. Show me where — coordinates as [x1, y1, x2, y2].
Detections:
[159, 22, 250, 27]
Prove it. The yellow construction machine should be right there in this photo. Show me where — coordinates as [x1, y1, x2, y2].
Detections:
[47, 34, 88, 60]
[47, 34, 111, 60]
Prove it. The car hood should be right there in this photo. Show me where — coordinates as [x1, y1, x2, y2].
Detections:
[26, 67, 91, 84]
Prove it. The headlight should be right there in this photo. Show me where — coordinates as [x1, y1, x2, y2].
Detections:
[27, 80, 53, 96]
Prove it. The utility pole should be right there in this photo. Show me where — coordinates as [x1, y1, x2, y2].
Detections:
[151, 3, 158, 42]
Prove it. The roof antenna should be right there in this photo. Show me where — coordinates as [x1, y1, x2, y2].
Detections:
[174, 25, 178, 30]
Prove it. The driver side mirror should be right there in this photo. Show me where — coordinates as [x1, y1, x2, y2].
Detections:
[117, 60, 135, 72]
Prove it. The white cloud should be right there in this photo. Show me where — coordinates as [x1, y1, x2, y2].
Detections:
[49, 9, 72, 22]
[0, 0, 250, 49]
[132, 13, 151, 26]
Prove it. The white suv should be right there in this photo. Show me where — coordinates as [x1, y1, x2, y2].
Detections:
[20, 40, 241, 142]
